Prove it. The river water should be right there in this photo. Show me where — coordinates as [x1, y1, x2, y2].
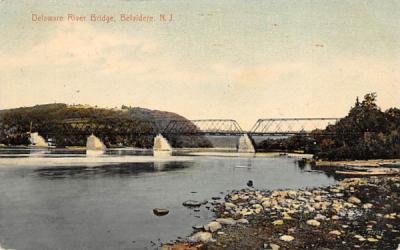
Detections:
[0, 149, 336, 250]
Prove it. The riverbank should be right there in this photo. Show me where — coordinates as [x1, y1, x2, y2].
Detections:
[314, 159, 400, 168]
[165, 176, 400, 250]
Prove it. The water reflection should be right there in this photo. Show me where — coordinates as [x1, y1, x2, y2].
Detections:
[33, 161, 192, 179]
[295, 159, 346, 181]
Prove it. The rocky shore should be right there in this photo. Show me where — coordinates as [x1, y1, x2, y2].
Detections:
[164, 176, 400, 250]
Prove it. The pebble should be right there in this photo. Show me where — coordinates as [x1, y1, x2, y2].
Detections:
[306, 219, 321, 227]
[272, 220, 284, 226]
[329, 230, 341, 236]
[348, 196, 361, 204]
[190, 232, 213, 243]
[216, 218, 236, 225]
[279, 235, 294, 242]
[204, 221, 222, 232]
[153, 208, 169, 216]
[236, 218, 249, 224]
[183, 200, 202, 207]
[270, 243, 280, 250]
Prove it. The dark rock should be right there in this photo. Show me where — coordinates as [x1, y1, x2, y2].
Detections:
[153, 208, 169, 216]
[183, 200, 202, 207]
[247, 180, 254, 188]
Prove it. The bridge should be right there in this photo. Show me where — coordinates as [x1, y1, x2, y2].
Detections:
[29, 117, 341, 155]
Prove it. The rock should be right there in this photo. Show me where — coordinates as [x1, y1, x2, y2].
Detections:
[216, 218, 236, 225]
[272, 220, 284, 225]
[279, 235, 294, 242]
[354, 235, 366, 241]
[247, 180, 254, 187]
[190, 232, 213, 243]
[236, 218, 249, 224]
[224, 202, 237, 209]
[153, 208, 169, 216]
[230, 194, 239, 201]
[306, 219, 320, 227]
[183, 200, 202, 207]
[204, 221, 222, 232]
[192, 224, 204, 230]
[270, 243, 280, 250]
[348, 196, 361, 204]
[282, 213, 292, 220]
[362, 203, 373, 209]
[331, 215, 339, 220]
[262, 200, 271, 208]
[329, 230, 341, 236]
[314, 214, 326, 220]
[212, 196, 221, 200]
[217, 231, 225, 235]
[367, 237, 378, 242]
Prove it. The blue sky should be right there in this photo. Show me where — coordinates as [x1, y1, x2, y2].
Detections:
[1, 0, 399, 128]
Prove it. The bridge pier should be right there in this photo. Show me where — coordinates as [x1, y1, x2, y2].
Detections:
[153, 134, 173, 156]
[86, 134, 106, 156]
[238, 134, 256, 153]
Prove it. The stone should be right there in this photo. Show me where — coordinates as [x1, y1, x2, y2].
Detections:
[183, 200, 202, 207]
[192, 224, 204, 230]
[354, 235, 366, 241]
[329, 230, 341, 236]
[362, 203, 373, 209]
[283, 213, 292, 220]
[306, 219, 320, 227]
[204, 221, 222, 232]
[190, 232, 213, 243]
[272, 220, 284, 226]
[153, 208, 169, 216]
[348, 196, 361, 204]
[262, 200, 271, 208]
[216, 218, 236, 225]
[279, 235, 294, 242]
[367, 237, 378, 242]
[224, 202, 237, 209]
[230, 194, 239, 201]
[236, 218, 249, 224]
[270, 243, 280, 250]
[314, 214, 326, 220]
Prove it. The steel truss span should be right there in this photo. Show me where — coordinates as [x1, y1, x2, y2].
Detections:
[249, 118, 340, 136]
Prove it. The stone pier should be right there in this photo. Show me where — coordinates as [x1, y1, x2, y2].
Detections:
[153, 134, 173, 156]
[238, 134, 256, 153]
[86, 134, 106, 156]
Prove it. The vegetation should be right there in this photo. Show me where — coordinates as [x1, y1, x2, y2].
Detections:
[0, 103, 211, 148]
[313, 93, 400, 160]
[257, 93, 400, 160]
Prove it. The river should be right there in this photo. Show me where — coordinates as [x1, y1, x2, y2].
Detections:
[0, 149, 336, 250]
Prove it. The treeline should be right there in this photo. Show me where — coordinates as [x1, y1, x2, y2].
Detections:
[313, 93, 400, 160]
[0, 104, 211, 148]
[257, 93, 400, 160]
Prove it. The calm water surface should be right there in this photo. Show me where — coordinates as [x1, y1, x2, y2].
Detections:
[0, 149, 336, 250]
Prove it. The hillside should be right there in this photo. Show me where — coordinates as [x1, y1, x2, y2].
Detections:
[0, 104, 211, 148]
